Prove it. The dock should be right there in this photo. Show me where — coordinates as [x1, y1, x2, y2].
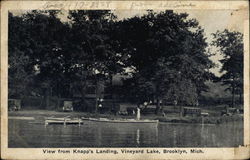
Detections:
[45, 117, 83, 126]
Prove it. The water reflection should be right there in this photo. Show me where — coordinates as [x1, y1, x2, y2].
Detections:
[136, 129, 140, 146]
[8, 119, 243, 148]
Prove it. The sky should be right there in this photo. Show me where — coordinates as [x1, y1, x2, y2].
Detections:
[12, 9, 247, 76]
[179, 9, 246, 76]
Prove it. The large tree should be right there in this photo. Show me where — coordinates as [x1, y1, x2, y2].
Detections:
[212, 29, 243, 107]
[9, 10, 215, 113]
[8, 13, 35, 98]
[9, 11, 72, 108]
[118, 10, 214, 113]
[9, 10, 124, 110]
[67, 10, 125, 111]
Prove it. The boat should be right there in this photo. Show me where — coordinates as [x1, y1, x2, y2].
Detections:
[45, 117, 83, 125]
[81, 117, 159, 124]
[81, 107, 158, 124]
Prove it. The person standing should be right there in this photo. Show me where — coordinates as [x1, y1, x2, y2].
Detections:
[137, 107, 141, 120]
[143, 101, 148, 108]
[173, 99, 177, 109]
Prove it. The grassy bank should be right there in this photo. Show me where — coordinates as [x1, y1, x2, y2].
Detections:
[8, 109, 243, 124]
[156, 115, 243, 124]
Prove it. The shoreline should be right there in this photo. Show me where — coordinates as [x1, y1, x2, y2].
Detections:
[8, 110, 243, 124]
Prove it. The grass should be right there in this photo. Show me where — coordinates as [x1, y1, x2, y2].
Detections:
[157, 115, 243, 124]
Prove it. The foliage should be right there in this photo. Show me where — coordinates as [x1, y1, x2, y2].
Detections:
[8, 13, 36, 98]
[9, 10, 216, 113]
[66, 10, 125, 103]
[212, 29, 243, 106]
[118, 10, 214, 111]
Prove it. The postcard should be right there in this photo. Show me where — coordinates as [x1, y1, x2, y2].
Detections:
[1, 0, 249, 159]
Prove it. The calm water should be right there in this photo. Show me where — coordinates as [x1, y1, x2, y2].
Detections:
[8, 119, 243, 148]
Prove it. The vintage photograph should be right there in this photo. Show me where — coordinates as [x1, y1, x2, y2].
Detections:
[7, 8, 246, 148]
[8, 10, 246, 148]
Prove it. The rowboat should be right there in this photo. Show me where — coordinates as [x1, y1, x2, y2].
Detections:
[45, 117, 83, 125]
[82, 117, 159, 124]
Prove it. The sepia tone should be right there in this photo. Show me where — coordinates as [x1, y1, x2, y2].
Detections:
[1, 0, 249, 160]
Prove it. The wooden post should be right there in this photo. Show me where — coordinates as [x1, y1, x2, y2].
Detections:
[179, 106, 183, 117]
[45, 117, 48, 127]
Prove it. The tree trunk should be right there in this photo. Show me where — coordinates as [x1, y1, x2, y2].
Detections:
[57, 93, 61, 110]
[95, 85, 98, 113]
[109, 75, 113, 99]
[95, 77, 99, 113]
[109, 75, 113, 113]
[179, 105, 183, 117]
[155, 97, 161, 114]
[55, 82, 61, 110]
[239, 92, 242, 105]
[45, 87, 51, 110]
[80, 82, 87, 111]
[155, 84, 162, 114]
[75, 80, 87, 111]
[232, 80, 235, 108]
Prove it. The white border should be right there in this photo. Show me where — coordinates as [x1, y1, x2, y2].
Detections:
[1, 1, 249, 159]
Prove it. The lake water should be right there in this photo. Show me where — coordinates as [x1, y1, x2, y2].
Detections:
[8, 119, 243, 148]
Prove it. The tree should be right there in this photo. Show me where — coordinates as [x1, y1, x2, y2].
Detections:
[9, 10, 124, 110]
[121, 73, 154, 105]
[9, 10, 215, 113]
[8, 13, 36, 98]
[9, 11, 72, 108]
[212, 29, 243, 107]
[118, 10, 214, 113]
[67, 10, 124, 111]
